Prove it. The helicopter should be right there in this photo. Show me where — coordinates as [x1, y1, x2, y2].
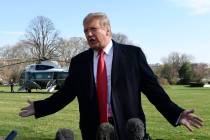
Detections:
[18, 60, 69, 93]
[0, 58, 69, 93]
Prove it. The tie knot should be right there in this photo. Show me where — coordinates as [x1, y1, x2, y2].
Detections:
[98, 50, 105, 56]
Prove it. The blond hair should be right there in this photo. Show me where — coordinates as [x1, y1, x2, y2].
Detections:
[83, 12, 112, 36]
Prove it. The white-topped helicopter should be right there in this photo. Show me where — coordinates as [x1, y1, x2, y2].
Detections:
[18, 60, 69, 93]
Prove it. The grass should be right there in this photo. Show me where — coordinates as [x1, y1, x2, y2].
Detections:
[0, 86, 81, 140]
[0, 85, 210, 140]
[143, 85, 210, 139]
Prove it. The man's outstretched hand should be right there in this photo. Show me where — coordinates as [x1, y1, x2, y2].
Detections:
[179, 109, 203, 131]
[19, 100, 35, 117]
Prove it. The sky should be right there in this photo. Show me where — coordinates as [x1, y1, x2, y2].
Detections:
[0, 0, 210, 64]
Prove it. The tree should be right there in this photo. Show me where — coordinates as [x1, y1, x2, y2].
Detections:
[57, 37, 88, 66]
[162, 52, 193, 72]
[192, 63, 209, 83]
[178, 62, 193, 84]
[0, 42, 32, 59]
[160, 64, 177, 84]
[112, 33, 132, 44]
[0, 42, 33, 82]
[24, 16, 60, 60]
[208, 67, 210, 81]
[160, 52, 193, 84]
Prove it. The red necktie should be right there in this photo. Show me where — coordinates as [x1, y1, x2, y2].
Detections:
[97, 50, 108, 123]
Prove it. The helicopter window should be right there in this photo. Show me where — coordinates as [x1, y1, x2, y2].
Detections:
[34, 72, 53, 79]
[35, 65, 54, 70]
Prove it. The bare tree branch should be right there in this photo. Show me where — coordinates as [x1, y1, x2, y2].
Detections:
[24, 16, 60, 60]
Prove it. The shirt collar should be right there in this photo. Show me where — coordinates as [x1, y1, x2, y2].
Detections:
[94, 40, 113, 57]
[103, 40, 113, 55]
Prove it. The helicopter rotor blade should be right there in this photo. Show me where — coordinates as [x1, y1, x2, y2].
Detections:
[0, 57, 70, 69]
[0, 58, 38, 69]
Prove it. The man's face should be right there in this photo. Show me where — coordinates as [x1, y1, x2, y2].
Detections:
[84, 18, 111, 50]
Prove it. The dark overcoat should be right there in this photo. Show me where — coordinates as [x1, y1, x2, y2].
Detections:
[34, 40, 184, 140]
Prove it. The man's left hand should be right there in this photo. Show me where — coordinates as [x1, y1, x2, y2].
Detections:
[179, 109, 203, 131]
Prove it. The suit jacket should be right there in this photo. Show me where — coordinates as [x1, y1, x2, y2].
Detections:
[34, 40, 184, 140]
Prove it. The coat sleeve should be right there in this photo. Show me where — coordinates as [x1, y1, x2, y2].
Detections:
[34, 58, 78, 118]
[137, 47, 184, 126]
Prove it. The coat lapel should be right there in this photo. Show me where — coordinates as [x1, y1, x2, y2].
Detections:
[87, 49, 96, 100]
[111, 41, 121, 89]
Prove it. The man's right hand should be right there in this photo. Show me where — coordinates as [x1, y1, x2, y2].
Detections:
[19, 100, 35, 117]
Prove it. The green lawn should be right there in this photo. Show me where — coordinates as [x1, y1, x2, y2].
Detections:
[0, 85, 210, 140]
[143, 85, 210, 139]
